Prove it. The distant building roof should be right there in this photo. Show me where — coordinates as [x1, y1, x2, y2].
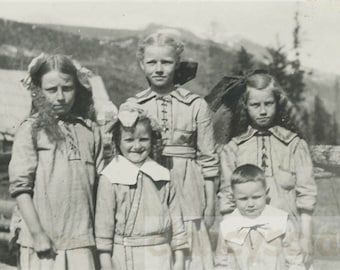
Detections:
[0, 69, 30, 141]
[0, 69, 115, 141]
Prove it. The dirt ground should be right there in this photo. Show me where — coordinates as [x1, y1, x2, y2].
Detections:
[309, 173, 340, 269]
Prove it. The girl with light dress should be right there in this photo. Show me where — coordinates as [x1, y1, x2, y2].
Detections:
[9, 53, 104, 270]
[95, 102, 187, 270]
[133, 30, 220, 270]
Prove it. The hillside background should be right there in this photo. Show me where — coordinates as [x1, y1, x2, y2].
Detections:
[0, 18, 339, 144]
[1, 17, 340, 270]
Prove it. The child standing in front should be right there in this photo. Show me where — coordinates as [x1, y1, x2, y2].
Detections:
[134, 30, 219, 270]
[9, 54, 104, 269]
[216, 72, 317, 269]
[95, 102, 187, 270]
[215, 164, 305, 270]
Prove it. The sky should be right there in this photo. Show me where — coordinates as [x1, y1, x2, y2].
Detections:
[0, 0, 339, 75]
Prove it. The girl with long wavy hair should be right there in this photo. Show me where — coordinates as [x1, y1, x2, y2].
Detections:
[9, 54, 104, 270]
[217, 72, 317, 269]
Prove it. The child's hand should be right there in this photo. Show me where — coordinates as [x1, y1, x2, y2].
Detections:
[300, 213, 313, 269]
[99, 251, 114, 270]
[174, 260, 185, 270]
[204, 205, 215, 229]
[300, 236, 313, 269]
[173, 250, 185, 270]
[32, 231, 57, 259]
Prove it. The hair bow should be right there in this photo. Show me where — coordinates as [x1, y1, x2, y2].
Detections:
[118, 101, 144, 128]
[204, 69, 268, 112]
[28, 53, 47, 75]
[21, 53, 48, 91]
[21, 53, 94, 92]
[174, 61, 198, 85]
[118, 99, 162, 132]
[72, 59, 93, 91]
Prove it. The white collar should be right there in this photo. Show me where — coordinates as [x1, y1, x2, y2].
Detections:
[101, 155, 170, 185]
[136, 87, 199, 104]
[233, 125, 298, 145]
[220, 205, 288, 245]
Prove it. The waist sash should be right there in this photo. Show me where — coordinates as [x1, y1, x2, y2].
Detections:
[162, 145, 196, 158]
[114, 232, 169, 247]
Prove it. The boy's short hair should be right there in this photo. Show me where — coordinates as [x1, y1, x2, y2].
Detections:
[231, 164, 266, 189]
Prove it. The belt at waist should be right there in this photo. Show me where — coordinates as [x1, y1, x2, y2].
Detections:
[114, 233, 169, 247]
[162, 145, 196, 158]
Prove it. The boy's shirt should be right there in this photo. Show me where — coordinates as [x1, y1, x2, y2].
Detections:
[215, 205, 305, 270]
[218, 125, 317, 224]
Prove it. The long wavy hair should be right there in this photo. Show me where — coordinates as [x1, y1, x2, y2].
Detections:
[229, 73, 305, 139]
[28, 54, 95, 143]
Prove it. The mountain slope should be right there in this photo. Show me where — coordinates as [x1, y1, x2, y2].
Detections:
[0, 18, 239, 104]
[0, 18, 338, 122]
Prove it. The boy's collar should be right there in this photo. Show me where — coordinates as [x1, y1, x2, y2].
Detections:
[220, 205, 288, 245]
[136, 87, 199, 104]
[101, 155, 170, 185]
[233, 125, 298, 145]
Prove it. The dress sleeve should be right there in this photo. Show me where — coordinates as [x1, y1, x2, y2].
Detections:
[95, 175, 116, 252]
[168, 181, 188, 251]
[195, 98, 220, 179]
[218, 142, 237, 215]
[293, 139, 317, 213]
[282, 219, 306, 270]
[8, 120, 37, 198]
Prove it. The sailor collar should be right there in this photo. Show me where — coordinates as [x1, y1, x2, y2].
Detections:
[28, 114, 93, 130]
[233, 125, 298, 145]
[136, 87, 200, 105]
[101, 155, 170, 185]
[220, 205, 288, 245]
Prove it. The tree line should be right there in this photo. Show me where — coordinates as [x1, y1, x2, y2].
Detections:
[230, 11, 339, 145]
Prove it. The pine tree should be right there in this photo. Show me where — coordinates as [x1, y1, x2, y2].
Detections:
[313, 95, 333, 144]
[265, 45, 290, 93]
[232, 46, 254, 75]
[265, 11, 305, 105]
[263, 10, 326, 142]
[288, 11, 305, 103]
[330, 113, 339, 145]
[333, 77, 340, 144]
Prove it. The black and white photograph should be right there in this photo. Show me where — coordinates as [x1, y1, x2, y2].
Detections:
[0, 0, 339, 269]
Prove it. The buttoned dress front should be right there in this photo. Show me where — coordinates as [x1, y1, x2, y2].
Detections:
[218, 126, 317, 229]
[9, 116, 104, 270]
[215, 205, 305, 270]
[135, 87, 220, 270]
[95, 156, 188, 270]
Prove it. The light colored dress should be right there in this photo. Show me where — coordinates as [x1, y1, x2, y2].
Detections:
[215, 205, 306, 270]
[9, 116, 104, 270]
[95, 155, 188, 270]
[218, 125, 317, 229]
[135, 87, 220, 270]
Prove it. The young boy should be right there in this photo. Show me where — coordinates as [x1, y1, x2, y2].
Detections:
[215, 72, 316, 268]
[215, 164, 305, 270]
